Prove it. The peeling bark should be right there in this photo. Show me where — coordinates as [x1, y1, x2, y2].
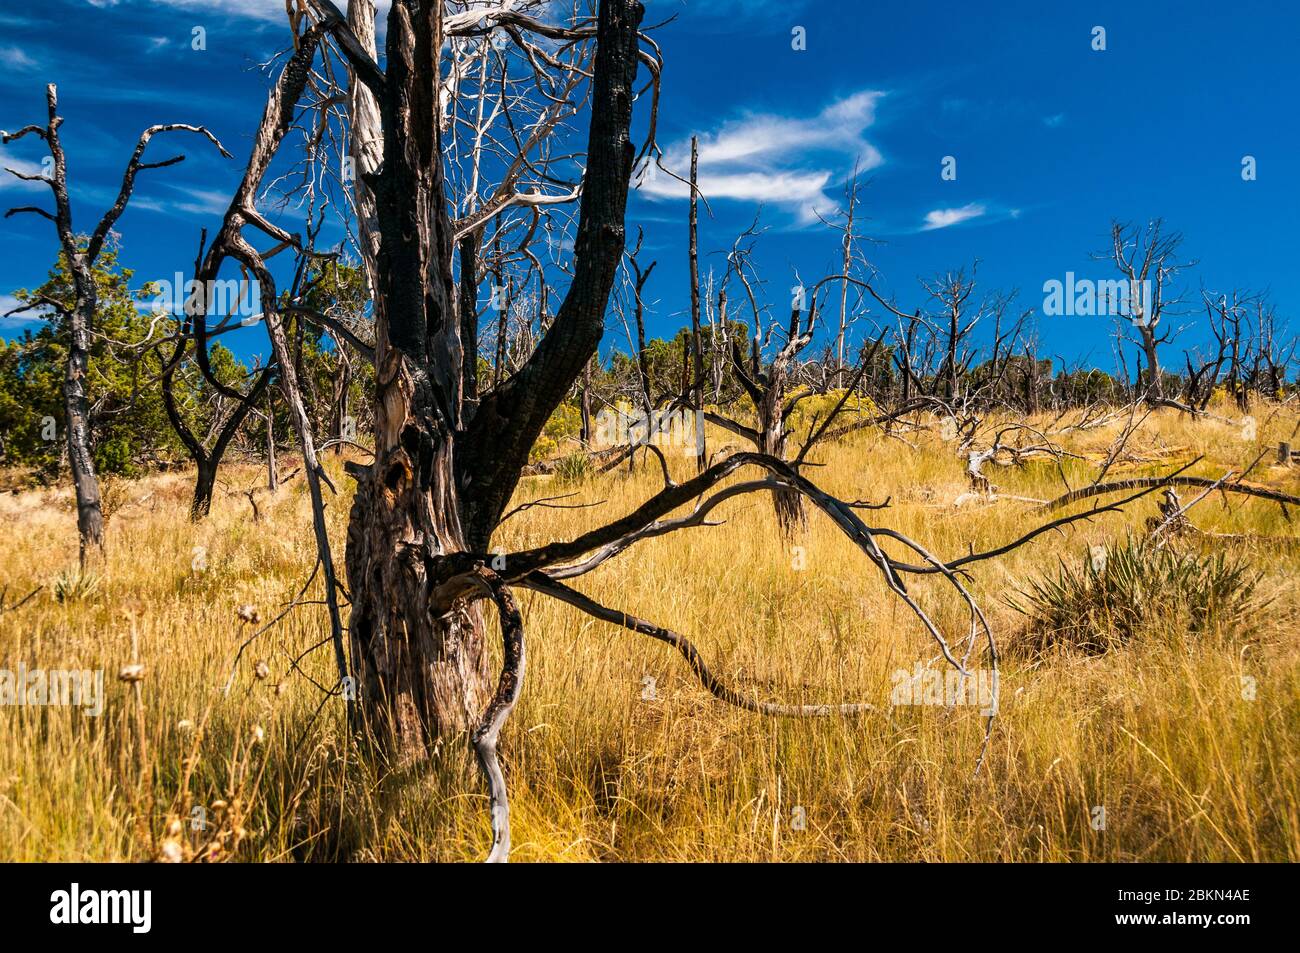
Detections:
[342, 0, 643, 757]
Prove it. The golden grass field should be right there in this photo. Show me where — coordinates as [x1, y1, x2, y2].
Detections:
[2, 401, 1298, 862]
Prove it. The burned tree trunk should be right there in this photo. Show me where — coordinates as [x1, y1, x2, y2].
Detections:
[579, 356, 594, 445]
[1141, 331, 1164, 399]
[756, 374, 804, 532]
[63, 279, 104, 562]
[688, 135, 706, 470]
[341, 0, 642, 758]
[192, 457, 219, 519]
[4, 84, 226, 562]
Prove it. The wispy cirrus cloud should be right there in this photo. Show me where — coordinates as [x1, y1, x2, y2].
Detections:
[0, 147, 48, 193]
[920, 203, 986, 231]
[640, 89, 886, 225]
[0, 293, 51, 326]
[0, 46, 38, 70]
[169, 185, 235, 216]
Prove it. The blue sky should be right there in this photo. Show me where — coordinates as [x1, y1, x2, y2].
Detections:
[2, 0, 1297, 374]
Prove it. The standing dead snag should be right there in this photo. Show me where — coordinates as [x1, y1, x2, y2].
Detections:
[1099, 219, 1193, 403]
[159, 232, 275, 520]
[326, 0, 648, 761]
[2, 86, 228, 562]
[693, 252, 895, 534]
[687, 135, 706, 470]
[688, 225, 818, 533]
[160, 336, 274, 521]
[154, 18, 352, 695]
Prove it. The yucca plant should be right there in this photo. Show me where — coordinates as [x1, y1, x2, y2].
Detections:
[1009, 537, 1261, 655]
[554, 451, 594, 485]
[52, 569, 102, 604]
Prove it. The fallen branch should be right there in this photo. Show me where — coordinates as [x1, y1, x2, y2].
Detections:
[1045, 474, 1300, 511]
[524, 571, 877, 716]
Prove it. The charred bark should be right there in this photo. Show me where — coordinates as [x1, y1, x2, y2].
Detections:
[342, 0, 644, 758]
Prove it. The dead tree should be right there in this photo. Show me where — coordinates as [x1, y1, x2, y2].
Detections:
[1100, 220, 1193, 402]
[1182, 304, 1230, 411]
[32, 0, 1159, 863]
[622, 228, 658, 447]
[150, 229, 277, 519]
[160, 332, 274, 519]
[304, 0, 657, 771]
[691, 228, 815, 532]
[687, 135, 706, 469]
[834, 171, 863, 379]
[922, 265, 990, 402]
[1252, 297, 1296, 399]
[3, 86, 227, 563]
[1203, 289, 1257, 412]
[699, 250, 895, 533]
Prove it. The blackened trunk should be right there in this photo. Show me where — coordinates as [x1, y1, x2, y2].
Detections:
[191, 456, 218, 520]
[757, 381, 805, 534]
[1142, 330, 1163, 400]
[342, 0, 642, 761]
[64, 294, 104, 564]
[580, 358, 593, 445]
[345, 349, 491, 761]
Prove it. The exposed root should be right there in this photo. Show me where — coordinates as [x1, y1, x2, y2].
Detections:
[466, 565, 525, 864]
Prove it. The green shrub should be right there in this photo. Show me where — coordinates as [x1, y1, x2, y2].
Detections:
[1009, 537, 1262, 655]
[554, 451, 593, 485]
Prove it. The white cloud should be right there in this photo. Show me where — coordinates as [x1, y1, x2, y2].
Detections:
[640, 89, 886, 225]
[0, 146, 48, 192]
[0, 46, 37, 70]
[169, 186, 234, 215]
[0, 293, 51, 325]
[920, 203, 986, 231]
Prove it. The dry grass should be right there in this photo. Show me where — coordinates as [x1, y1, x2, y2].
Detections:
[1, 401, 1298, 862]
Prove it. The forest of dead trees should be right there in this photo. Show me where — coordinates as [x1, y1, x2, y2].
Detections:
[2, 0, 1297, 861]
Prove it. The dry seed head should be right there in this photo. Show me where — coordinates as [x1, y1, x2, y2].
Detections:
[119, 598, 145, 621]
[118, 663, 146, 683]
